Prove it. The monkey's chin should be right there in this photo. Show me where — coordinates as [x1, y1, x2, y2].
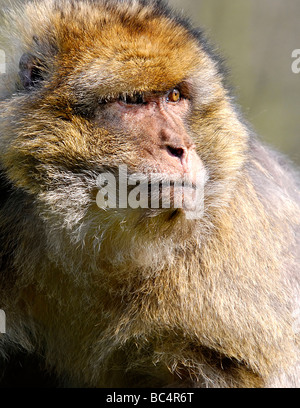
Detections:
[137, 186, 204, 224]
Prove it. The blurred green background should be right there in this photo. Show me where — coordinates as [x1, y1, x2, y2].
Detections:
[169, 0, 300, 164]
[1, 0, 299, 163]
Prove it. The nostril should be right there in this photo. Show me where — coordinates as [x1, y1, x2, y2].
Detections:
[166, 145, 185, 160]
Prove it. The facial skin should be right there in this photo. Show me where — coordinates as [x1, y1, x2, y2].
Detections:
[98, 87, 198, 176]
[93, 85, 206, 215]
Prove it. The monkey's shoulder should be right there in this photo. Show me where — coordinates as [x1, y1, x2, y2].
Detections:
[249, 139, 300, 204]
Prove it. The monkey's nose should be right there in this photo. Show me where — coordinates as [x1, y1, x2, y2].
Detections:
[166, 145, 185, 161]
[163, 143, 203, 186]
[165, 144, 194, 172]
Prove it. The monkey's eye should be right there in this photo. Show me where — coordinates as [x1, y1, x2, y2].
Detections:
[120, 93, 145, 105]
[167, 88, 181, 103]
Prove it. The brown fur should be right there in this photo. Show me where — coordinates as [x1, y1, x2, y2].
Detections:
[0, 0, 300, 388]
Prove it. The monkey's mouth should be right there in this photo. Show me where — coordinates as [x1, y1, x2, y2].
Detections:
[149, 180, 200, 209]
[141, 181, 204, 220]
[95, 173, 204, 221]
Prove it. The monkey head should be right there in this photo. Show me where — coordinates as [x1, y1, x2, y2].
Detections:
[0, 0, 249, 266]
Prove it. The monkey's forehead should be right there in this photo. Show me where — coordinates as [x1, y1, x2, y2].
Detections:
[15, 0, 215, 94]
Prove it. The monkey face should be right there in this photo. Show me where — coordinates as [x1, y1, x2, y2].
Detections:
[1, 0, 249, 247]
[92, 85, 208, 218]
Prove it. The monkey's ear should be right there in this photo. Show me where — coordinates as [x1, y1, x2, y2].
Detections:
[19, 53, 44, 89]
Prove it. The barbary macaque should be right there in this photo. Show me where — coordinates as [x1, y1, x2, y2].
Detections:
[0, 0, 300, 388]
